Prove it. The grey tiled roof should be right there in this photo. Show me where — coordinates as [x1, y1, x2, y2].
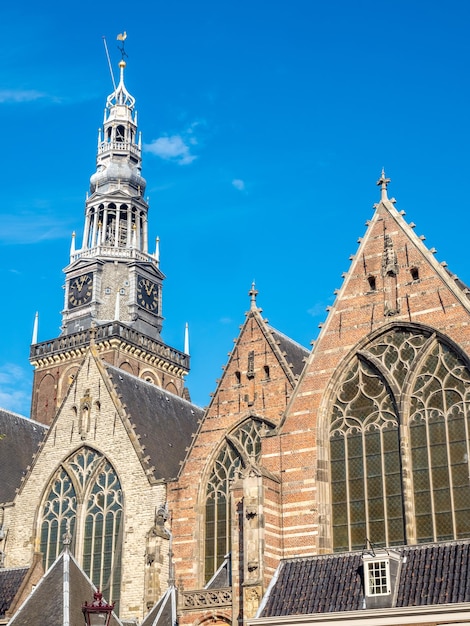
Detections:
[398, 542, 470, 606]
[268, 327, 309, 378]
[141, 586, 175, 626]
[106, 365, 203, 480]
[260, 541, 470, 617]
[206, 555, 231, 589]
[0, 409, 47, 504]
[8, 550, 121, 625]
[0, 567, 28, 617]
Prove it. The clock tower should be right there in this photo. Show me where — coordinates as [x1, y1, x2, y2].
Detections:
[30, 58, 190, 425]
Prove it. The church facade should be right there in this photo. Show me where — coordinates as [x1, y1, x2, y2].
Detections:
[2, 57, 470, 626]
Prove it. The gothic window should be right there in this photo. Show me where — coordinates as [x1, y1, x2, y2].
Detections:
[330, 359, 403, 552]
[329, 327, 470, 552]
[410, 342, 470, 542]
[40, 469, 77, 568]
[39, 447, 123, 609]
[204, 418, 273, 583]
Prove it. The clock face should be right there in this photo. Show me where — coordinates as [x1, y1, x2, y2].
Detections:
[68, 273, 93, 308]
[137, 276, 159, 312]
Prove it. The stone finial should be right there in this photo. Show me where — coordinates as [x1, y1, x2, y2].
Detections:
[31, 311, 39, 345]
[70, 231, 76, 257]
[62, 519, 72, 547]
[249, 282, 259, 311]
[89, 322, 97, 346]
[376, 168, 391, 202]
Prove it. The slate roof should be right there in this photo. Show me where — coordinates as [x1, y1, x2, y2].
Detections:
[0, 409, 47, 504]
[141, 586, 176, 626]
[0, 567, 28, 618]
[8, 550, 121, 626]
[106, 365, 203, 480]
[260, 540, 470, 617]
[206, 555, 231, 589]
[268, 327, 309, 378]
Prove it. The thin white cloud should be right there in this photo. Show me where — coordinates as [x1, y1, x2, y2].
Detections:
[0, 364, 31, 416]
[0, 89, 47, 103]
[144, 122, 205, 165]
[0, 210, 73, 245]
[232, 179, 245, 191]
[145, 134, 197, 165]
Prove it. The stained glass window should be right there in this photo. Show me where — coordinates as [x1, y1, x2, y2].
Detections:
[329, 327, 470, 551]
[204, 418, 273, 583]
[39, 447, 123, 609]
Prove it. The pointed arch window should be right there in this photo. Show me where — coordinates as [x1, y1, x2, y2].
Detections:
[410, 342, 470, 542]
[39, 447, 123, 609]
[204, 418, 273, 583]
[329, 327, 470, 551]
[330, 359, 403, 552]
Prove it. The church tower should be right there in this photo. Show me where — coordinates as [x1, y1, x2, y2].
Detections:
[30, 58, 189, 425]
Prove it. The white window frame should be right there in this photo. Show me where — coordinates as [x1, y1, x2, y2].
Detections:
[365, 559, 391, 596]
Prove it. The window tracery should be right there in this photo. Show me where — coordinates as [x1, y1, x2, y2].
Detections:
[39, 447, 123, 608]
[204, 418, 273, 583]
[329, 327, 470, 552]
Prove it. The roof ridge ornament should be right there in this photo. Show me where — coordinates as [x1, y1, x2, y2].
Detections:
[376, 168, 391, 202]
[249, 281, 259, 311]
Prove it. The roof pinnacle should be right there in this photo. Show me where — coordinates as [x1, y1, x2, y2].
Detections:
[249, 281, 259, 311]
[376, 168, 391, 202]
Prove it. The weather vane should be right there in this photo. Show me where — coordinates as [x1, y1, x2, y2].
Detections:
[117, 32, 128, 60]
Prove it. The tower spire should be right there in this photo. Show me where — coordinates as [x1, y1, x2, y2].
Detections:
[61, 46, 164, 339]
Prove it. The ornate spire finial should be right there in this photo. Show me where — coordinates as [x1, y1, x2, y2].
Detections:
[249, 281, 258, 311]
[117, 32, 128, 60]
[376, 168, 391, 202]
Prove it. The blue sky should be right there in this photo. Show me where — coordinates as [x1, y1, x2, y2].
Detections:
[1, 0, 470, 415]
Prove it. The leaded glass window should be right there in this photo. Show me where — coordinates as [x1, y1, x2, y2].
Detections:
[410, 342, 470, 542]
[40, 469, 77, 568]
[330, 359, 403, 551]
[39, 447, 123, 609]
[204, 418, 273, 583]
[329, 327, 470, 551]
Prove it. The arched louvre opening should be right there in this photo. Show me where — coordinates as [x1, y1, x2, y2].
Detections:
[204, 418, 273, 584]
[39, 447, 123, 609]
[329, 327, 470, 551]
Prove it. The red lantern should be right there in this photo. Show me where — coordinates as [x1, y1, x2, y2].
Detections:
[82, 590, 115, 626]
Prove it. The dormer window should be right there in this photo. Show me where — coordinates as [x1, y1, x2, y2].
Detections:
[362, 548, 401, 608]
[366, 559, 390, 595]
